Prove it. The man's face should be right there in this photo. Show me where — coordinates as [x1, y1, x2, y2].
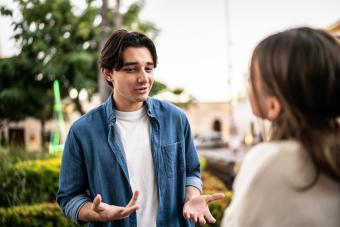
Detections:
[111, 47, 154, 111]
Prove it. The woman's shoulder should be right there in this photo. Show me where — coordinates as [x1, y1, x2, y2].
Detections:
[247, 140, 302, 159]
[242, 140, 302, 172]
[234, 140, 306, 189]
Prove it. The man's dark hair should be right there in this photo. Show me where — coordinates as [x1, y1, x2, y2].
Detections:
[100, 30, 158, 87]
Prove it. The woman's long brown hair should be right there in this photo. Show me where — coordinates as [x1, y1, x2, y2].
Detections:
[249, 27, 340, 186]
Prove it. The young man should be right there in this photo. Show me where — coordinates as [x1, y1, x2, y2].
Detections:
[57, 30, 224, 227]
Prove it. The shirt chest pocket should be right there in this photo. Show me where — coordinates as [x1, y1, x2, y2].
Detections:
[161, 142, 184, 178]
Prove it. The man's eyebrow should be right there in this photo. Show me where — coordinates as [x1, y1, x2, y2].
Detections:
[123, 62, 138, 66]
[123, 61, 154, 67]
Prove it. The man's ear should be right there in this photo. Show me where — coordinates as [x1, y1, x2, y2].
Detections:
[101, 68, 113, 81]
[265, 96, 282, 120]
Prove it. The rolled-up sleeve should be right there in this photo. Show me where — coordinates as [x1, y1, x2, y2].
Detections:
[64, 195, 92, 225]
[186, 175, 203, 193]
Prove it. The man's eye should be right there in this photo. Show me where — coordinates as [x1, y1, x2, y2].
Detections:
[124, 67, 136, 72]
[145, 68, 154, 73]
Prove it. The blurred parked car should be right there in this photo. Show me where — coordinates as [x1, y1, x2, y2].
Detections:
[194, 132, 223, 149]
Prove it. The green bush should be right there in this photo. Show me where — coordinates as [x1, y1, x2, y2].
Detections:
[0, 202, 76, 227]
[0, 146, 52, 162]
[0, 150, 61, 207]
[0, 147, 231, 226]
[0, 146, 26, 164]
[200, 156, 207, 172]
[16, 157, 60, 203]
[199, 172, 232, 227]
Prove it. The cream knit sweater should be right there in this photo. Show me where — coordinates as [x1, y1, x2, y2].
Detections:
[221, 140, 340, 227]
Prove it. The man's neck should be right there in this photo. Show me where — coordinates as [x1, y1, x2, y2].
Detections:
[113, 99, 144, 112]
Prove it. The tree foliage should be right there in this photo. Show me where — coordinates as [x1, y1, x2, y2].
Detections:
[0, 55, 54, 122]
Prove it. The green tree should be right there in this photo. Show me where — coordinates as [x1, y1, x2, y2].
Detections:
[0, 55, 55, 145]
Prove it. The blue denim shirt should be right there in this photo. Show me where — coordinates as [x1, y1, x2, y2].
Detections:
[57, 96, 202, 227]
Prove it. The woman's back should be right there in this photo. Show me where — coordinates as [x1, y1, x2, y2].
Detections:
[222, 140, 340, 227]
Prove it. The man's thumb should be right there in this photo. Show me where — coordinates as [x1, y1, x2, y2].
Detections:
[92, 194, 102, 211]
[206, 193, 225, 203]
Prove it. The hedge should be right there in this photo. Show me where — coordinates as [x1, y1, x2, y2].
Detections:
[0, 155, 60, 207]
[0, 183, 230, 227]
[0, 150, 231, 226]
[0, 203, 76, 227]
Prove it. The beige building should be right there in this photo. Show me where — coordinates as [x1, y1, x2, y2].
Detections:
[185, 102, 231, 143]
[0, 96, 99, 152]
[3, 118, 62, 151]
[185, 99, 256, 144]
[1, 114, 80, 152]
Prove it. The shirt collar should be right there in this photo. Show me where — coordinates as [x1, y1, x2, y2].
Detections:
[105, 95, 156, 125]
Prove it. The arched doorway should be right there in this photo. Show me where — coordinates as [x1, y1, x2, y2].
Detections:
[212, 119, 222, 132]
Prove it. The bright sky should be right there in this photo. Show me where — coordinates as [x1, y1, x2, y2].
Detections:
[1, 0, 340, 101]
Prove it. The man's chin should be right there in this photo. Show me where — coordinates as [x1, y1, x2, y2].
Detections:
[135, 96, 148, 102]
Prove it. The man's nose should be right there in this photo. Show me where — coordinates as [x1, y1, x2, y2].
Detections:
[137, 70, 148, 83]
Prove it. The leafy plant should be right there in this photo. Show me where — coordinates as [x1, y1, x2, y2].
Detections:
[0, 148, 60, 207]
[200, 172, 232, 227]
[0, 203, 76, 227]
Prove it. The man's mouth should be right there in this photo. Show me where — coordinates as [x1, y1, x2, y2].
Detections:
[135, 87, 148, 94]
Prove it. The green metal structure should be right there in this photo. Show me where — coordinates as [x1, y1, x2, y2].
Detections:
[49, 80, 66, 154]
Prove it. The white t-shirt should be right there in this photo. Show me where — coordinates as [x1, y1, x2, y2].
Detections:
[116, 107, 158, 227]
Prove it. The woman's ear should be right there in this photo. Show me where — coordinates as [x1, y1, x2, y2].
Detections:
[101, 68, 113, 81]
[265, 96, 282, 120]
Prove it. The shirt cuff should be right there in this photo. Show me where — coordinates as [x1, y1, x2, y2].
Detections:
[186, 176, 203, 193]
[64, 194, 92, 226]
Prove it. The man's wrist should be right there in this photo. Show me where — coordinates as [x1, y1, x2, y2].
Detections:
[78, 202, 98, 222]
[185, 186, 201, 202]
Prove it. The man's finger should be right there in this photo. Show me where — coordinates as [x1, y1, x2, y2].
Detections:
[92, 194, 102, 211]
[198, 215, 206, 225]
[206, 193, 225, 203]
[183, 210, 190, 220]
[190, 213, 198, 223]
[120, 204, 140, 217]
[127, 191, 140, 207]
[205, 212, 216, 223]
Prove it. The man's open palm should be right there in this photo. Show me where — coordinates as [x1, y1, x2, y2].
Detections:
[183, 193, 225, 225]
[91, 191, 140, 222]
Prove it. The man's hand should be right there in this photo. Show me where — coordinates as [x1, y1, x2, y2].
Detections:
[78, 191, 140, 222]
[183, 193, 225, 225]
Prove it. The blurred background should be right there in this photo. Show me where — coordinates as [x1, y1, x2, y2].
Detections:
[0, 0, 339, 226]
